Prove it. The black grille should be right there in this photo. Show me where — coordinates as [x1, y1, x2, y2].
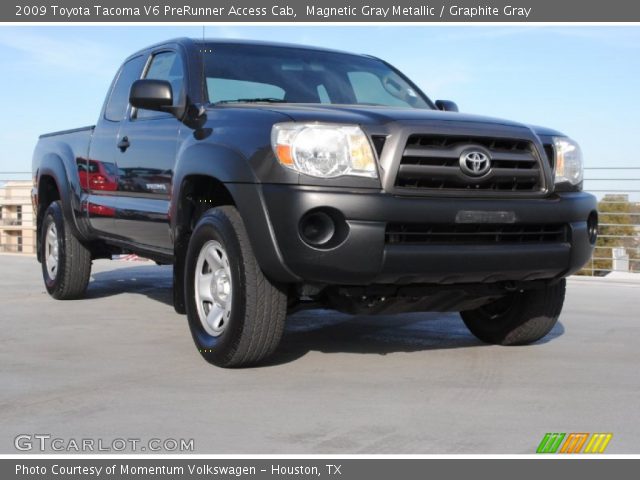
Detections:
[386, 223, 568, 245]
[395, 134, 544, 193]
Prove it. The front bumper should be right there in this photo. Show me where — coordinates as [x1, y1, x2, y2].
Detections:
[234, 184, 597, 286]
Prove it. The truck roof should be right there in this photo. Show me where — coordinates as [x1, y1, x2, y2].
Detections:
[126, 37, 370, 61]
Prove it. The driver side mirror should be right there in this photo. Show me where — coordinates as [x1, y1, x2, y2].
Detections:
[435, 100, 459, 112]
[129, 79, 173, 112]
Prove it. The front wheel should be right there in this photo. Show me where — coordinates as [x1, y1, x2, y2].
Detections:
[184, 206, 287, 368]
[460, 280, 566, 345]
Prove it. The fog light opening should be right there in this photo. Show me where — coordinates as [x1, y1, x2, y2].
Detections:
[299, 211, 336, 247]
[588, 211, 598, 245]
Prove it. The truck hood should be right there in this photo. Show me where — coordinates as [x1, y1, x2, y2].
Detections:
[236, 103, 565, 138]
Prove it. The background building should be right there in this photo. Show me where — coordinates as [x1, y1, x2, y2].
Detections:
[0, 180, 35, 254]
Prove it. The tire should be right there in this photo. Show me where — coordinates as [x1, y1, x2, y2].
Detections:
[460, 280, 566, 345]
[184, 206, 287, 368]
[41, 201, 91, 299]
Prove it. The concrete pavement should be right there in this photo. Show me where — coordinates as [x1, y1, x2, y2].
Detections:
[1, 254, 638, 454]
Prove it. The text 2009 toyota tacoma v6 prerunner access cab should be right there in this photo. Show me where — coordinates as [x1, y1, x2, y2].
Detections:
[32, 38, 598, 367]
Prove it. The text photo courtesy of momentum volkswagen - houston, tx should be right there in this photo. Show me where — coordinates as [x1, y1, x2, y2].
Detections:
[1, 0, 640, 478]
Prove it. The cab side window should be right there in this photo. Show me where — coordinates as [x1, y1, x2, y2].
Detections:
[136, 51, 185, 119]
[104, 56, 145, 122]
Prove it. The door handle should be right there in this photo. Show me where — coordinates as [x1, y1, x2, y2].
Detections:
[117, 136, 130, 152]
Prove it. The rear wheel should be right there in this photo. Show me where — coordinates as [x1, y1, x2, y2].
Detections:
[184, 206, 287, 368]
[460, 280, 566, 345]
[41, 201, 91, 299]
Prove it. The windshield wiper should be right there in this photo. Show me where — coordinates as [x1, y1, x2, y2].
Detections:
[215, 98, 287, 105]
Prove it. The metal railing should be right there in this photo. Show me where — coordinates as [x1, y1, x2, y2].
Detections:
[0, 172, 31, 181]
[0, 242, 35, 254]
[581, 166, 639, 276]
[0, 197, 32, 204]
[0, 218, 24, 227]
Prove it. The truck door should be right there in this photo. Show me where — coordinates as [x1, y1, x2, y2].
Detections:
[113, 50, 185, 251]
[86, 55, 146, 236]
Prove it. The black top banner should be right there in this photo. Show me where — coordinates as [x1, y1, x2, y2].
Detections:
[5, 0, 640, 22]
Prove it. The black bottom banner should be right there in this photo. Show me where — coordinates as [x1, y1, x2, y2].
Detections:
[3, 458, 638, 480]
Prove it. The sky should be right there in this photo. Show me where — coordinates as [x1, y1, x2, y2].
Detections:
[0, 25, 639, 196]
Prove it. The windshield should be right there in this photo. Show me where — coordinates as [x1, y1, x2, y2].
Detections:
[202, 44, 432, 109]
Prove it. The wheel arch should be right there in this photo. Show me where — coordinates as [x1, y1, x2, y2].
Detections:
[170, 143, 300, 314]
[35, 153, 89, 261]
[171, 173, 238, 315]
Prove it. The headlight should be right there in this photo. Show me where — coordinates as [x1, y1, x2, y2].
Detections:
[553, 137, 583, 186]
[271, 123, 378, 179]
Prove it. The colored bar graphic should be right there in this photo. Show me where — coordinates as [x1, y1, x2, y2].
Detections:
[536, 433, 565, 453]
[584, 433, 613, 454]
[537, 433, 613, 454]
[560, 433, 589, 453]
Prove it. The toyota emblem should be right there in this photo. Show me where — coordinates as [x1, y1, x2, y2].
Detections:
[459, 150, 491, 176]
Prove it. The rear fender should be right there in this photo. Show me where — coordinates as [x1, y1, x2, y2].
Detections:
[36, 151, 91, 244]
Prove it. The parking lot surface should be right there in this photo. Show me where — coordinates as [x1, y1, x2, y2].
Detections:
[1, 254, 638, 453]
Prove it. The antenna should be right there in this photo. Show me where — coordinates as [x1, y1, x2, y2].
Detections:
[201, 25, 206, 105]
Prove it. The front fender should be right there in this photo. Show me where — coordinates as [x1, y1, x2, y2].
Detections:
[171, 141, 259, 232]
[170, 142, 299, 284]
[173, 141, 258, 187]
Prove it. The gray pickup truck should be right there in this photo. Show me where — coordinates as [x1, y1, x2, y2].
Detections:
[32, 38, 597, 367]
